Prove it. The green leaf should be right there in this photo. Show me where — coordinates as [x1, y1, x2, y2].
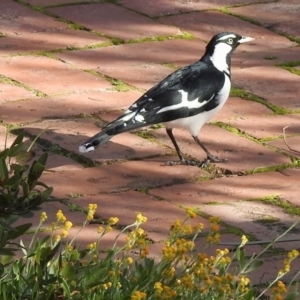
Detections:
[10, 132, 24, 148]
[0, 247, 18, 256]
[16, 150, 35, 165]
[8, 223, 32, 240]
[8, 143, 24, 157]
[236, 247, 245, 263]
[62, 262, 75, 279]
[38, 152, 48, 167]
[284, 292, 299, 300]
[243, 260, 263, 273]
[0, 157, 8, 180]
[0, 148, 9, 159]
[27, 154, 48, 190]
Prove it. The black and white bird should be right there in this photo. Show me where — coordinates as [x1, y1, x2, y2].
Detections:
[79, 32, 254, 167]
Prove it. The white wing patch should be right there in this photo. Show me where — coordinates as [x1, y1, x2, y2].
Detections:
[156, 90, 208, 114]
[120, 111, 135, 122]
[135, 114, 145, 122]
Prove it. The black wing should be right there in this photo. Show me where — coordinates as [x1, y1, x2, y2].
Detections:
[105, 61, 225, 135]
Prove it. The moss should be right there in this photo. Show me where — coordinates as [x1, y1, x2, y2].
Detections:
[279, 66, 300, 77]
[248, 196, 300, 216]
[84, 70, 134, 91]
[161, 62, 179, 70]
[230, 87, 291, 114]
[150, 123, 165, 130]
[68, 192, 84, 198]
[137, 187, 149, 194]
[277, 61, 300, 68]
[126, 31, 195, 45]
[69, 23, 87, 31]
[245, 162, 298, 175]
[0, 75, 47, 98]
[254, 216, 280, 224]
[196, 175, 212, 182]
[219, 8, 262, 26]
[212, 121, 259, 142]
[220, 225, 257, 241]
[277, 33, 300, 45]
[264, 56, 277, 60]
[133, 130, 157, 143]
[110, 79, 133, 92]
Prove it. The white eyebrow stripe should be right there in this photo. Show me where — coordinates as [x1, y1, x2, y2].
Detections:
[217, 34, 236, 41]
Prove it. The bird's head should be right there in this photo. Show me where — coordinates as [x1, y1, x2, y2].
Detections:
[202, 32, 254, 74]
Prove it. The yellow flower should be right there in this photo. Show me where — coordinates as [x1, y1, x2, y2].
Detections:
[97, 226, 104, 233]
[140, 246, 149, 258]
[56, 210, 66, 222]
[186, 207, 197, 218]
[53, 234, 61, 242]
[64, 221, 73, 230]
[61, 229, 68, 238]
[40, 212, 47, 222]
[86, 212, 94, 221]
[136, 212, 147, 224]
[108, 217, 119, 225]
[126, 257, 133, 264]
[194, 222, 204, 232]
[209, 216, 220, 224]
[106, 225, 113, 233]
[240, 235, 248, 246]
[87, 204, 97, 221]
[88, 204, 97, 211]
[87, 242, 96, 250]
[66, 245, 73, 252]
[131, 291, 147, 300]
[154, 282, 163, 295]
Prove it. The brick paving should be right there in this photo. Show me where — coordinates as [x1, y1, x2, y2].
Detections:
[1, 0, 300, 289]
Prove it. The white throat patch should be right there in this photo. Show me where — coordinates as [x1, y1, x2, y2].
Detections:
[209, 43, 231, 73]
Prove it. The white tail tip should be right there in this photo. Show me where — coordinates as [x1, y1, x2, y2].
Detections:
[79, 145, 95, 153]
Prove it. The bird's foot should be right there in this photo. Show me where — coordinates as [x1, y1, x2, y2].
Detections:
[207, 154, 227, 163]
[165, 155, 227, 168]
[165, 158, 208, 168]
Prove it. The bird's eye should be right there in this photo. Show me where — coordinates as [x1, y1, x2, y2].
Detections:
[227, 38, 234, 44]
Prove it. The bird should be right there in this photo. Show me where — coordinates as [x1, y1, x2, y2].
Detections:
[79, 32, 254, 167]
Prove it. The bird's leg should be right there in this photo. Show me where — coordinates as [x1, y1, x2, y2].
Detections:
[165, 129, 200, 167]
[192, 135, 227, 166]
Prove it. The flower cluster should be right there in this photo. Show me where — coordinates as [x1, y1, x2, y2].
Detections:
[272, 281, 287, 300]
[87, 204, 97, 221]
[51, 210, 73, 242]
[207, 216, 221, 244]
[125, 226, 149, 258]
[131, 290, 147, 300]
[162, 238, 194, 261]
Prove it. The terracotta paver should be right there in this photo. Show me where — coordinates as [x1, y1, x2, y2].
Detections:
[120, 0, 268, 17]
[152, 124, 290, 173]
[222, 114, 300, 139]
[159, 10, 297, 52]
[1, 0, 300, 290]
[0, 90, 142, 124]
[0, 56, 111, 95]
[229, 1, 300, 39]
[0, 82, 36, 103]
[232, 66, 300, 111]
[56, 38, 204, 72]
[48, 3, 181, 41]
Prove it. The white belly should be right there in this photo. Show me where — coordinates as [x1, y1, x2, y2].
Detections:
[163, 75, 231, 136]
